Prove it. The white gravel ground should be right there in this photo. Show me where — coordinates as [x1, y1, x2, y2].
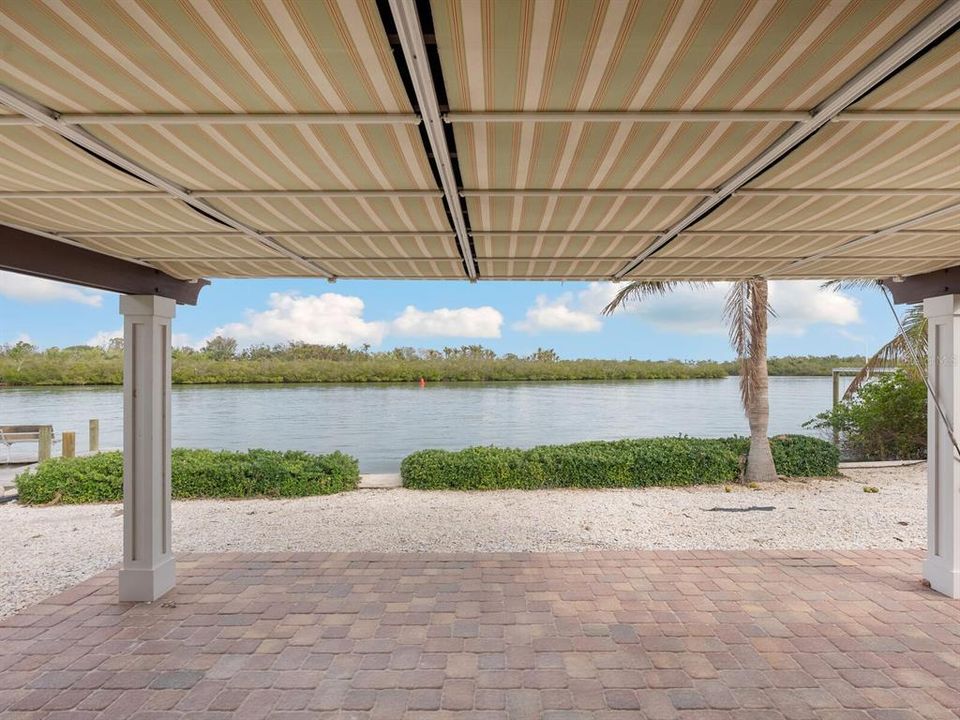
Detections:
[0, 464, 925, 618]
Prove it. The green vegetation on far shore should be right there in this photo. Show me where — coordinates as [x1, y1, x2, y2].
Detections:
[16, 448, 359, 504]
[0, 338, 868, 387]
[400, 435, 840, 490]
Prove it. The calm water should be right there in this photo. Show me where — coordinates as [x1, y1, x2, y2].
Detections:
[1, 377, 839, 472]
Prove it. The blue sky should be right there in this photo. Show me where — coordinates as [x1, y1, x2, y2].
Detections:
[0, 271, 901, 360]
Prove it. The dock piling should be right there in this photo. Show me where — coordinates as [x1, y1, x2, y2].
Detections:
[62, 431, 76, 458]
[38, 427, 52, 461]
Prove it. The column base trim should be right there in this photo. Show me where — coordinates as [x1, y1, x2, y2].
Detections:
[924, 556, 960, 599]
[119, 556, 176, 602]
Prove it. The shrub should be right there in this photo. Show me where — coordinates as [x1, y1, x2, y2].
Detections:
[717, 434, 840, 478]
[17, 448, 359, 504]
[400, 435, 838, 490]
[805, 370, 926, 461]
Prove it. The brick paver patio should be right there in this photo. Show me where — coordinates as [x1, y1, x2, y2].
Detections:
[1, 550, 958, 719]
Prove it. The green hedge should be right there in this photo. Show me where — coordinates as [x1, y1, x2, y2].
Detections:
[718, 434, 842, 478]
[400, 435, 839, 490]
[17, 448, 359, 505]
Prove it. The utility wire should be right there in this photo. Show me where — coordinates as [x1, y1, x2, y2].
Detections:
[882, 285, 960, 458]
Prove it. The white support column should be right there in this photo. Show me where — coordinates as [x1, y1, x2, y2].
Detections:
[118, 295, 175, 602]
[923, 294, 960, 599]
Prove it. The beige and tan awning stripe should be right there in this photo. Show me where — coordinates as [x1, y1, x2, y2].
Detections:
[696, 194, 960, 232]
[431, 0, 940, 112]
[0, 0, 412, 114]
[73, 234, 275, 261]
[0, 196, 223, 233]
[198, 196, 450, 234]
[625, 256, 958, 280]
[480, 258, 640, 280]
[430, 0, 958, 281]
[433, 0, 943, 209]
[749, 121, 960, 189]
[276, 234, 459, 260]
[462, 195, 701, 233]
[658, 231, 960, 259]
[777, 257, 958, 278]
[473, 233, 656, 262]
[832, 232, 960, 257]
[848, 32, 960, 110]
[70, 232, 461, 262]
[134, 255, 466, 280]
[450, 120, 796, 191]
[0, 0, 471, 278]
[0, 126, 151, 191]
[912, 213, 960, 231]
[85, 123, 437, 192]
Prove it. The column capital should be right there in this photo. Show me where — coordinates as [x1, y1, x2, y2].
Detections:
[120, 294, 176, 319]
[923, 293, 960, 318]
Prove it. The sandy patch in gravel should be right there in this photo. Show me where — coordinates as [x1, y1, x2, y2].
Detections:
[0, 463, 925, 618]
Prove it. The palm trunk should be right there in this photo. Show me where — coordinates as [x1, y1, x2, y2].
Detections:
[744, 279, 777, 483]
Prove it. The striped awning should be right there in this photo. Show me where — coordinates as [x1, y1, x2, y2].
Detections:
[0, 0, 958, 282]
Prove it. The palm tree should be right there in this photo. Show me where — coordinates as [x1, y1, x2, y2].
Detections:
[823, 280, 927, 398]
[602, 278, 778, 483]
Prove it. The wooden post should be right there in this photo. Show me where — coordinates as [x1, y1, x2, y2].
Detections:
[62, 431, 76, 458]
[89, 419, 100, 453]
[831, 370, 841, 447]
[38, 427, 52, 462]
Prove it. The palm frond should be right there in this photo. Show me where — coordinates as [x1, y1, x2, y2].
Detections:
[723, 281, 752, 360]
[821, 278, 882, 293]
[601, 280, 710, 316]
[843, 303, 927, 398]
[724, 279, 772, 411]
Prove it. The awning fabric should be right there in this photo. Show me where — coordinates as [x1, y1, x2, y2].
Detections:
[0, 0, 957, 282]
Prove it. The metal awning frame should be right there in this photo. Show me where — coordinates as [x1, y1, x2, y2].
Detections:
[2, 110, 957, 126]
[4, 188, 954, 201]
[387, 0, 477, 280]
[0, 113, 421, 126]
[444, 110, 960, 124]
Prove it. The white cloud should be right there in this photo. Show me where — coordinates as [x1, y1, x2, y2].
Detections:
[86, 329, 121, 347]
[576, 282, 621, 315]
[837, 328, 868, 344]
[208, 292, 505, 347]
[514, 294, 602, 333]
[0, 271, 104, 307]
[212, 292, 388, 347]
[5, 333, 33, 346]
[600, 282, 730, 335]
[589, 279, 861, 336]
[172, 333, 196, 348]
[767, 280, 861, 336]
[391, 305, 502, 338]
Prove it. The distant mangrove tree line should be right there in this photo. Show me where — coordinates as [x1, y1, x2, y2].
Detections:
[0, 338, 867, 386]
